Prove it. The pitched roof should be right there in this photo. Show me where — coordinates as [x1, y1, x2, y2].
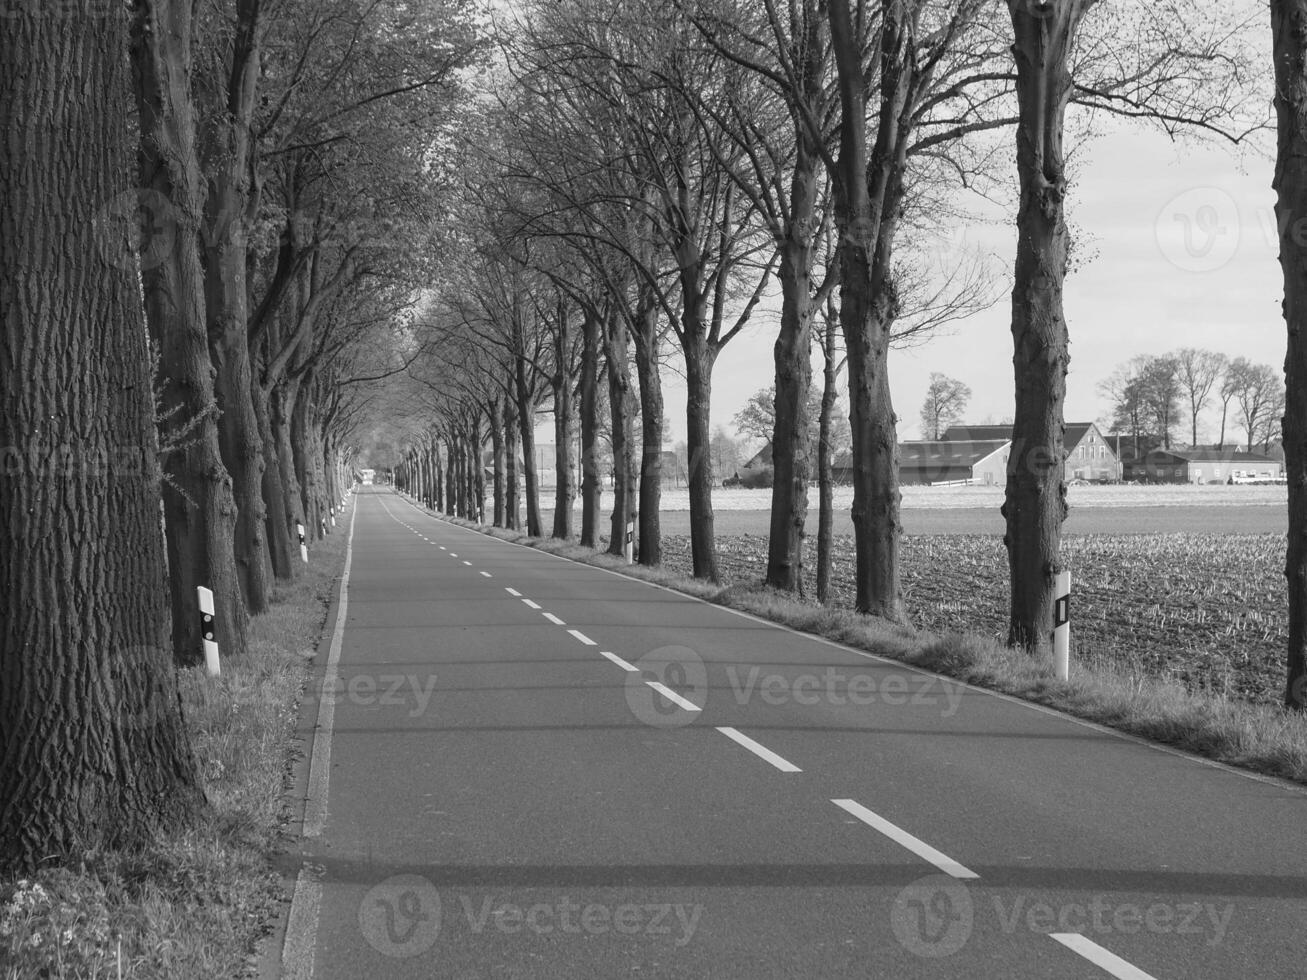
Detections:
[899, 439, 1010, 467]
[1138, 448, 1278, 464]
[832, 439, 1010, 470]
[742, 440, 772, 469]
[941, 422, 1099, 446]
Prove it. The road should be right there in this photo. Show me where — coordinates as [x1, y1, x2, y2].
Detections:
[279, 487, 1307, 979]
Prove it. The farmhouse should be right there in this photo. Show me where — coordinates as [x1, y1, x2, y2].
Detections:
[1121, 448, 1285, 484]
[832, 439, 1010, 485]
[941, 422, 1120, 482]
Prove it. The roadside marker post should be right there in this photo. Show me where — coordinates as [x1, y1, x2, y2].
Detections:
[197, 586, 220, 677]
[624, 521, 635, 564]
[1053, 569, 1071, 681]
[298, 522, 308, 563]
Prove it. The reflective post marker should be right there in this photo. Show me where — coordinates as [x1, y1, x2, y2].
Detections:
[330, 506, 336, 528]
[624, 521, 635, 564]
[319, 517, 326, 538]
[1053, 570, 1071, 681]
[197, 586, 220, 677]
[297, 522, 308, 563]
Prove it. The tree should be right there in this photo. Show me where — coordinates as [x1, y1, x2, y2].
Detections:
[1002, 0, 1089, 656]
[733, 383, 848, 452]
[1, 4, 203, 871]
[1098, 354, 1178, 455]
[918, 373, 972, 440]
[1273, 0, 1307, 710]
[1227, 358, 1280, 452]
[1173, 347, 1227, 447]
[130, 0, 249, 665]
[1139, 355, 1181, 450]
[710, 426, 744, 480]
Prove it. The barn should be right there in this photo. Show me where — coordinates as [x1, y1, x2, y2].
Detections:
[1121, 448, 1285, 484]
[832, 439, 1010, 485]
[941, 422, 1120, 482]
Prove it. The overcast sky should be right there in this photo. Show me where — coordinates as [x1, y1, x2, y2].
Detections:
[657, 123, 1283, 450]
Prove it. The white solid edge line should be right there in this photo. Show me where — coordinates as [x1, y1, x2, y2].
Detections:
[505, 587, 522, 596]
[522, 598, 541, 610]
[543, 612, 566, 625]
[601, 650, 639, 672]
[568, 629, 597, 646]
[390, 493, 1307, 797]
[280, 865, 322, 980]
[716, 726, 802, 772]
[302, 490, 359, 838]
[831, 798, 978, 880]
[1049, 934, 1158, 980]
[480, 571, 492, 578]
[647, 680, 701, 712]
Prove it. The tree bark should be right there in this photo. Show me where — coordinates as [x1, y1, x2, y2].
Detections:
[817, 298, 839, 605]
[504, 398, 520, 529]
[551, 299, 575, 539]
[579, 306, 603, 547]
[130, 0, 248, 664]
[490, 407, 505, 526]
[199, 0, 271, 613]
[273, 378, 305, 544]
[0, 4, 204, 870]
[766, 16, 823, 593]
[515, 355, 542, 537]
[684, 335, 720, 582]
[631, 292, 664, 566]
[252, 377, 294, 578]
[604, 307, 638, 556]
[1274, 0, 1307, 710]
[828, 0, 910, 620]
[1002, 0, 1084, 655]
[767, 199, 816, 591]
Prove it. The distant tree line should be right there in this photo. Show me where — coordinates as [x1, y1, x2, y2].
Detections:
[1098, 350, 1283, 456]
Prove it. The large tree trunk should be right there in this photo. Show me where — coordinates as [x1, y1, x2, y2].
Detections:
[1002, 0, 1084, 655]
[504, 399, 520, 529]
[1274, 0, 1307, 710]
[515, 357, 542, 537]
[683, 335, 720, 582]
[273, 379, 305, 543]
[631, 294, 664, 566]
[766, 194, 816, 591]
[490, 409, 505, 527]
[199, 0, 270, 614]
[552, 300, 576, 539]
[766, 38, 823, 592]
[817, 299, 839, 605]
[604, 308, 637, 556]
[252, 378, 294, 579]
[0, 5, 204, 871]
[828, 0, 910, 621]
[579, 307, 603, 547]
[130, 0, 247, 664]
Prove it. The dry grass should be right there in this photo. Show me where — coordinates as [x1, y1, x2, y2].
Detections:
[0, 521, 350, 979]
[435, 503, 1307, 787]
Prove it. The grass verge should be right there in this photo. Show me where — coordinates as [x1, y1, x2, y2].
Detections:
[431, 503, 1307, 788]
[0, 521, 350, 979]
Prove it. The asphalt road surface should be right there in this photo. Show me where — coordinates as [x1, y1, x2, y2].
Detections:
[281, 487, 1307, 979]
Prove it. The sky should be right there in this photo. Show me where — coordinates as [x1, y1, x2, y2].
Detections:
[656, 126, 1285, 450]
